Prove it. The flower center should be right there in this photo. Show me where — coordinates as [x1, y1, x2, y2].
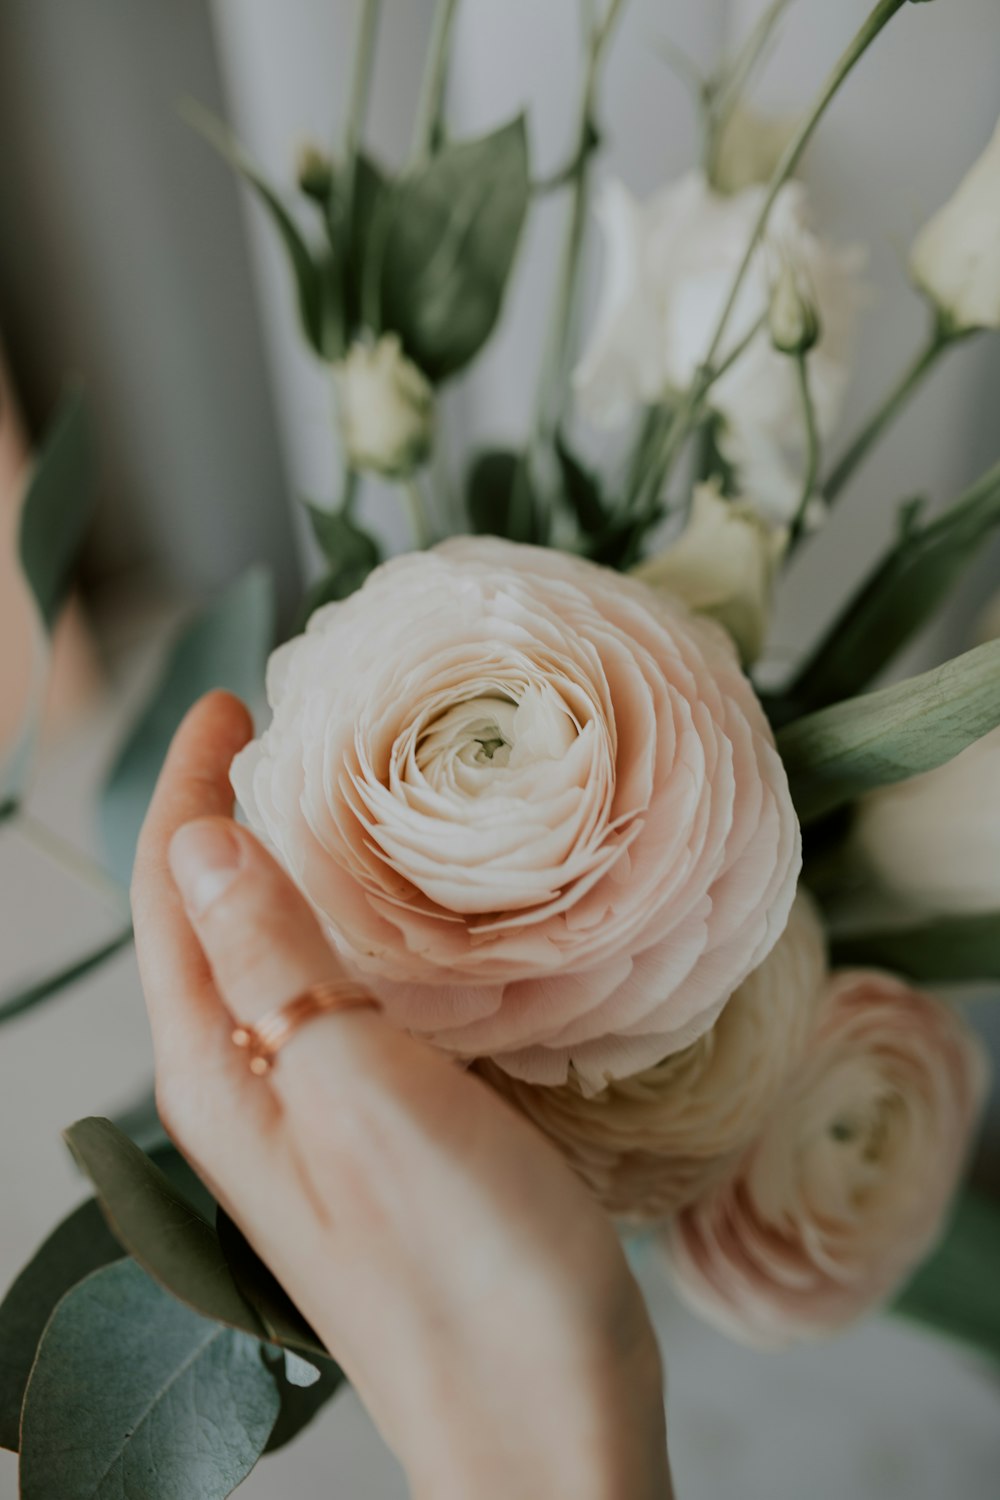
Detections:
[414, 687, 577, 795]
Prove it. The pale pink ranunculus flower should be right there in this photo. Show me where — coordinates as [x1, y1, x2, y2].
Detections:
[232, 537, 801, 1091]
[663, 970, 988, 1347]
[477, 891, 826, 1224]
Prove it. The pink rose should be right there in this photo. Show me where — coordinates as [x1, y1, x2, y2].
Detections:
[476, 892, 826, 1225]
[664, 971, 988, 1346]
[232, 537, 800, 1090]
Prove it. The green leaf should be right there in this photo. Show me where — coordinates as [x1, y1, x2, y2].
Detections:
[466, 450, 544, 544]
[0, 925, 133, 1030]
[65, 1118, 265, 1341]
[379, 118, 530, 380]
[306, 504, 381, 576]
[556, 438, 608, 536]
[0, 1200, 123, 1452]
[777, 640, 1000, 824]
[791, 462, 1000, 713]
[216, 1210, 329, 1361]
[20, 1259, 279, 1500]
[100, 568, 274, 884]
[3, 388, 97, 809]
[184, 102, 327, 355]
[894, 1190, 1000, 1365]
[18, 386, 97, 634]
[343, 154, 388, 335]
[263, 1354, 345, 1455]
[831, 910, 1000, 982]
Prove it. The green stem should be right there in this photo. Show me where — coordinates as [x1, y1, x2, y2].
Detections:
[788, 352, 821, 549]
[707, 0, 796, 188]
[411, 0, 461, 161]
[338, 467, 360, 519]
[632, 0, 909, 519]
[337, 0, 382, 348]
[15, 813, 129, 916]
[533, 0, 626, 448]
[401, 475, 433, 548]
[703, 0, 908, 381]
[0, 926, 134, 1028]
[822, 321, 957, 503]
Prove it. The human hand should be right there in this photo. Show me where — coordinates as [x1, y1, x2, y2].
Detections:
[132, 691, 672, 1500]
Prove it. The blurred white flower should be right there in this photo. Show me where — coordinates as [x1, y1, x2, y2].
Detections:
[910, 116, 1000, 334]
[853, 727, 1000, 915]
[712, 105, 799, 196]
[335, 334, 434, 478]
[573, 172, 865, 522]
[633, 482, 786, 665]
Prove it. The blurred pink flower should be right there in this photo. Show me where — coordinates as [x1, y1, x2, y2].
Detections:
[664, 970, 988, 1346]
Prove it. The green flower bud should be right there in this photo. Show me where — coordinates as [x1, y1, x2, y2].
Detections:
[769, 264, 821, 355]
[296, 142, 334, 202]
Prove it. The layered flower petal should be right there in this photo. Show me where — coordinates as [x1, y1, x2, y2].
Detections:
[663, 971, 988, 1347]
[232, 537, 801, 1091]
[476, 891, 826, 1224]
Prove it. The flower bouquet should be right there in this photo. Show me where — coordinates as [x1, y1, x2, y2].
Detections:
[3, 0, 1000, 1494]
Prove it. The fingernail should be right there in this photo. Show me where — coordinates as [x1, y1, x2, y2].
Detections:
[169, 821, 243, 916]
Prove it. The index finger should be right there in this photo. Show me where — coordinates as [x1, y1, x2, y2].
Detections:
[132, 690, 253, 1068]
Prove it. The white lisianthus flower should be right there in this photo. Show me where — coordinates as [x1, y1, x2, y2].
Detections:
[664, 971, 987, 1347]
[853, 727, 1000, 914]
[910, 116, 1000, 334]
[335, 334, 434, 478]
[712, 105, 800, 197]
[573, 173, 865, 522]
[476, 891, 827, 1226]
[632, 483, 786, 665]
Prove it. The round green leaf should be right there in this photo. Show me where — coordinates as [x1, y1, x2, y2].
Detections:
[20, 1260, 280, 1500]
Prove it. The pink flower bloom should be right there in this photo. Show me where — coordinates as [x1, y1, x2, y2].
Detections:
[232, 537, 800, 1091]
[664, 971, 988, 1346]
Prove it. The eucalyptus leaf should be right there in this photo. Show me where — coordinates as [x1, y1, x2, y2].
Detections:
[0, 1200, 123, 1453]
[894, 1190, 1000, 1365]
[777, 640, 1000, 824]
[65, 1118, 265, 1340]
[19, 1259, 279, 1500]
[217, 1209, 329, 1360]
[380, 118, 529, 380]
[791, 461, 1000, 713]
[18, 386, 97, 634]
[466, 450, 544, 544]
[100, 568, 274, 884]
[184, 102, 327, 355]
[831, 910, 1000, 982]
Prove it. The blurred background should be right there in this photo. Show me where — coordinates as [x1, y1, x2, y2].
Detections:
[1, 1, 999, 1495]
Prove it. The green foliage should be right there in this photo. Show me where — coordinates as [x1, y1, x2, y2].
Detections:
[65, 1118, 269, 1340]
[216, 1211, 328, 1359]
[379, 118, 530, 380]
[185, 104, 328, 356]
[18, 387, 97, 634]
[19, 1260, 280, 1500]
[0, 1200, 123, 1452]
[3, 388, 97, 809]
[555, 438, 609, 537]
[894, 1191, 1000, 1365]
[100, 569, 274, 884]
[0, 927, 133, 1029]
[777, 640, 1000, 823]
[466, 450, 545, 544]
[790, 462, 1000, 713]
[831, 910, 1000, 982]
[264, 1356, 345, 1455]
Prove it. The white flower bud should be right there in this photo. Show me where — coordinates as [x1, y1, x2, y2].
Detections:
[633, 483, 786, 665]
[910, 116, 1000, 334]
[769, 263, 821, 355]
[712, 105, 800, 196]
[296, 141, 334, 201]
[334, 335, 434, 478]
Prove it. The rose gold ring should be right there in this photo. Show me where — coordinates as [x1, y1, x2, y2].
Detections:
[231, 978, 381, 1075]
